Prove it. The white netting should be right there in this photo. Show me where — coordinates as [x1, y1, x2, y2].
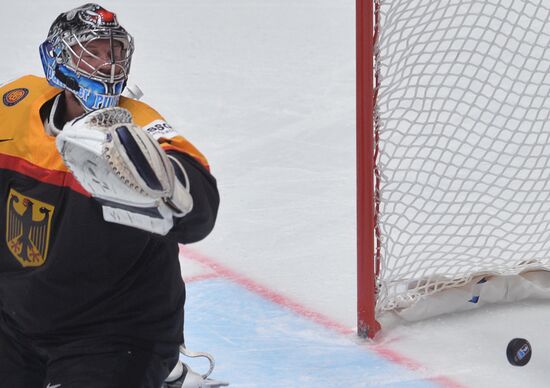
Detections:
[375, 0, 550, 313]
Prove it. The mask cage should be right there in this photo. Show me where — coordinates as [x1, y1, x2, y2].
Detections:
[59, 28, 134, 84]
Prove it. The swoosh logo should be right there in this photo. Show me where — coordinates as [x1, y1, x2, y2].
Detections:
[0, 138, 13, 142]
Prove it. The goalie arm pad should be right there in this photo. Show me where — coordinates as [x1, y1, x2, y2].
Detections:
[164, 150, 220, 244]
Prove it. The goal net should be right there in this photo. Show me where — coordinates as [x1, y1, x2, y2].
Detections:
[367, 0, 550, 328]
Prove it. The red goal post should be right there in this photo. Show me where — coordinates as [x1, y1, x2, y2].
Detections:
[356, 0, 380, 339]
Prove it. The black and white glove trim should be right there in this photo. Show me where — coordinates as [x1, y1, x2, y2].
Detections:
[166, 155, 193, 217]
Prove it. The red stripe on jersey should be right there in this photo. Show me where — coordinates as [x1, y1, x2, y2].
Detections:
[0, 153, 90, 197]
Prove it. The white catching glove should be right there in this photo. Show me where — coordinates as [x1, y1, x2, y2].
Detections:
[56, 107, 193, 235]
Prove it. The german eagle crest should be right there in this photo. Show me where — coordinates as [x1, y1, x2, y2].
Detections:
[6, 189, 54, 267]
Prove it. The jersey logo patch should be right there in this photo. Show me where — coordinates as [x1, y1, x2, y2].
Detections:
[143, 120, 178, 140]
[3, 88, 29, 107]
[6, 189, 55, 267]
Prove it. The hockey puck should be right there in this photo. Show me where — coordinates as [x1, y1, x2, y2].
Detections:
[506, 338, 532, 366]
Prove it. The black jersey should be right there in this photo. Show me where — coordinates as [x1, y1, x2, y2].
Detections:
[0, 75, 219, 347]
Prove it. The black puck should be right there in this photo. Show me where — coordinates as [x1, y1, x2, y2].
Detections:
[506, 338, 532, 366]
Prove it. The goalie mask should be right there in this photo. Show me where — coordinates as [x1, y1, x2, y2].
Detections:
[39, 3, 134, 111]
